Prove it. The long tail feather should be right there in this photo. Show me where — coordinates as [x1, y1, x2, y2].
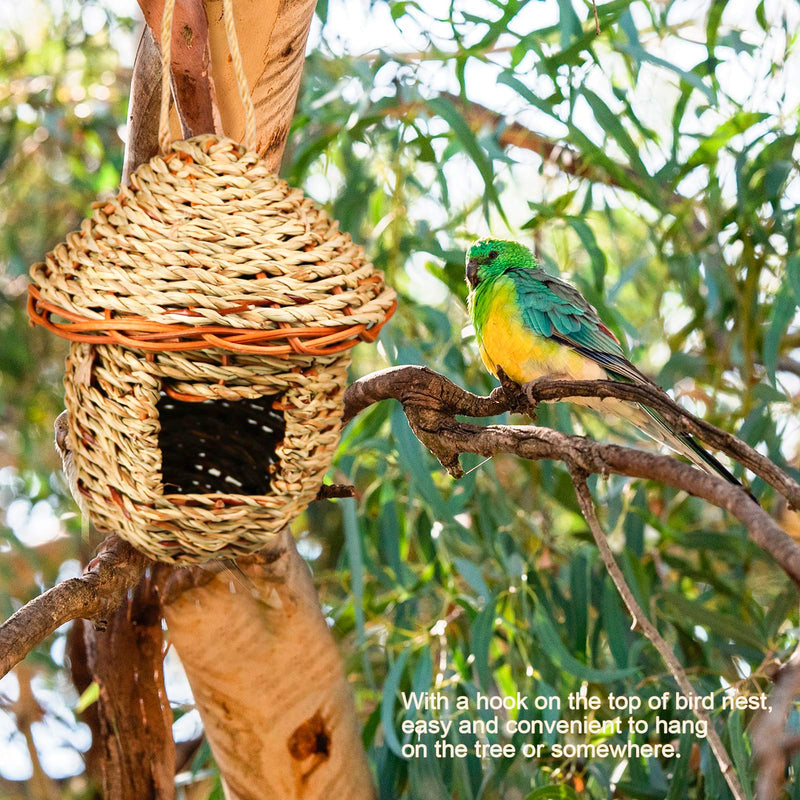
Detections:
[636, 405, 759, 505]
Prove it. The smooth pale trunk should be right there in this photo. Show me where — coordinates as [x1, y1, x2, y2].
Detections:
[164, 532, 374, 800]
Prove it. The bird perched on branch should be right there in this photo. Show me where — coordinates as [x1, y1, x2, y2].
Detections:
[465, 237, 748, 493]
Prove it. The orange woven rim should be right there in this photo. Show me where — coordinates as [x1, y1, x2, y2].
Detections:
[27, 284, 396, 357]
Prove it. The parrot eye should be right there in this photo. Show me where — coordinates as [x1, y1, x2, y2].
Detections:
[488, 250, 498, 260]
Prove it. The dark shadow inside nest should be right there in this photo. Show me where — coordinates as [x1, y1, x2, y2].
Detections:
[157, 392, 286, 495]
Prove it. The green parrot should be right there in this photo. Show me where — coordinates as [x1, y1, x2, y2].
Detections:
[465, 237, 746, 492]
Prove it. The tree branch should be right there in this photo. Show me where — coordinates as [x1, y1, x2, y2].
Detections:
[345, 367, 800, 507]
[0, 537, 147, 678]
[89, 566, 176, 799]
[521, 376, 800, 508]
[777, 355, 800, 379]
[343, 365, 507, 425]
[343, 366, 800, 585]
[751, 645, 800, 800]
[571, 472, 746, 800]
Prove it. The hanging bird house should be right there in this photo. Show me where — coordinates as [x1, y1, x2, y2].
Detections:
[28, 135, 396, 563]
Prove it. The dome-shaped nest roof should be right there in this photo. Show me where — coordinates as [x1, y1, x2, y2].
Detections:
[29, 135, 396, 356]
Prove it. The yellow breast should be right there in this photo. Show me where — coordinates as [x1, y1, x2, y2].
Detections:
[476, 284, 606, 384]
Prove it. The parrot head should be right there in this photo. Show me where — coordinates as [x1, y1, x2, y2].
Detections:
[465, 238, 536, 288]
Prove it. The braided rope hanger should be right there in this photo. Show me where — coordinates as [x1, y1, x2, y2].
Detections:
[158, 0, 257, 153]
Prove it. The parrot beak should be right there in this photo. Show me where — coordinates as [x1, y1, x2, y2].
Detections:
[466, 258, 479, 288]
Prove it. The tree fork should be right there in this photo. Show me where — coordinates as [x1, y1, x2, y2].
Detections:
[51, 0, 376, 796]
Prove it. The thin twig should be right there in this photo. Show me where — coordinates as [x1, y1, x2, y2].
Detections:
[571, 471, 746, 800]
[0, 536, 148, 678]
[591, 0, 600, 35]
[777, 356, 800, 378]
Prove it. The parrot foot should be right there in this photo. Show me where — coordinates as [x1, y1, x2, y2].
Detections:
[523, 374, 574, 408]
[496, 367, 537, 419]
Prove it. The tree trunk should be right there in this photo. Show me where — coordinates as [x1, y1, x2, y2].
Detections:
[85, 576, 175, 799]
[75, 0, 375, 797]
[164, 532, 375, 799]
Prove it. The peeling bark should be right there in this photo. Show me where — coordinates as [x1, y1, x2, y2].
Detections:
[164, 531, 374, 799]
[202, 0, 317, 169]
[88, 571, 175, 800]
[136, 0, 217, 141]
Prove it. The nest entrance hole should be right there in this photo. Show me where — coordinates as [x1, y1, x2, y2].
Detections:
[157, 392, 286, 495]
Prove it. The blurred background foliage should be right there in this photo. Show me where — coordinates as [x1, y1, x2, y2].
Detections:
[1, 0, 800, 797]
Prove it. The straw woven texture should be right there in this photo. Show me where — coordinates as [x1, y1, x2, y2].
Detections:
[29, 134, 395, 563]
[29, 136, 395, 354]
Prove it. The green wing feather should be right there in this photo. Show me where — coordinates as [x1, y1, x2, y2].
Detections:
[508, 268, 651, 385]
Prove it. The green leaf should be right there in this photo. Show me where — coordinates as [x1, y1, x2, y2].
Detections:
[581, 88, 649, 176]
[408, 743, 451, 798]
[391, 405, 449, 518]
[665, 733, 695, 800]
[786, 255, 800, 308]
[343, 497, 366, 639]
[763, 287, 796, 384]
[426, 96, 506, 223]
[602, 577, 631, 668]
[532, 606, 638, 683]
[496, 73, 560, 123]
[556, 0, 581, 49]
[454, 557, 490, 599]
[684, 111, 769, 170]
[362, 705, 382, 750]
[343, 497, 374, 686]
[74, 681, 99, 713]
[566, 217, 607, 290]
[661, 593, 765, 651]
[415, 647, 435, 694]
[706, 0, 729, 62]
[615, 42, 714, 102]
[568, 550, 590, 659]
[755, 0, 767, 30]
[381, 649, 411, 758]
[727, 709, 754, 800]
[471, 594, 499, 690]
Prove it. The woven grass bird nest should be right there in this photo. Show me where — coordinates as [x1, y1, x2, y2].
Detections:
[28, 134, 396, 563]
